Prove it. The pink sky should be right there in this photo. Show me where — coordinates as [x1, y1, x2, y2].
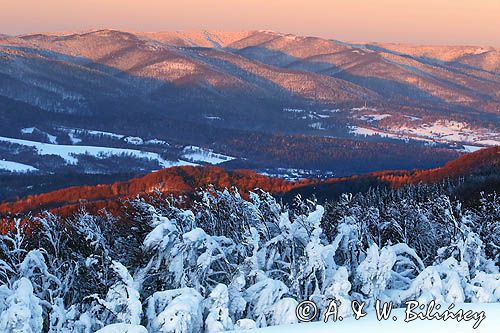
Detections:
[1, 0, 499, 46]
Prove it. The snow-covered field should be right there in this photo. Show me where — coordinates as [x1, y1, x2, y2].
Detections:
[0, 160, 38, 173]
[181, 146, 235, 165]
[393, 121, 500, 146]
[21, 127, 58, 144]
[351, 106, 378, 112]
[236, 303, 499, 333]
[349, 126, 405, 140]
[0, 136, 192, 168]
[359, 114, 392, 122]
[462, 145, 485, 153]
[60, 127, 170, 146]
[350, 119, 500, 148]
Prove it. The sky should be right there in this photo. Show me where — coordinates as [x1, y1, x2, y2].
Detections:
[1, 0, 499, 46]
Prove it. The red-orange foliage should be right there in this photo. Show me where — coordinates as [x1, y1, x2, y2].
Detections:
[0, 166, 316, 216]
[1, 147, 497, 217]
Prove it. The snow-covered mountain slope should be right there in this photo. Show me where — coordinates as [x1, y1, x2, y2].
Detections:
[1, 29, 498, 119]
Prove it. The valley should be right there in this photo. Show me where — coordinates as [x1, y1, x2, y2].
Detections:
[0, 29, 498, 199]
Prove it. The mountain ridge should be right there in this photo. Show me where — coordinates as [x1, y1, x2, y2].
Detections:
[0, 29, 498, 200]
[1, 147, 497, 216]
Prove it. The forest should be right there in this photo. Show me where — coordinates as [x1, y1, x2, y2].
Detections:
[0, 178, 498, 332]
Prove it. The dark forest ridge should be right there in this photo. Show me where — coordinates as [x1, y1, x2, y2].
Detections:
[1, 147, 498, 216]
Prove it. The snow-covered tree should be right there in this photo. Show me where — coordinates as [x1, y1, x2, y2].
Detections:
[0, 181, 498, 331]
[204, 284, 233, 333]
[0, 278, 43, 333]
[146, 288, 203, 333]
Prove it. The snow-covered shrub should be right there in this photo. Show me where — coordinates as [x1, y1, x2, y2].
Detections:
[244, 273, 288, 327]
[204, 284, 233, 333]
[322, 266, 352, 318]
[233, 318, 257, 330]
[356, 243, 396, 303]
[270, 298, 298, 326]
[92, 261, 142, 326]
[0, 278, 43, 333]
[146, 288, 203, 333]
[0, 181, 498, 331]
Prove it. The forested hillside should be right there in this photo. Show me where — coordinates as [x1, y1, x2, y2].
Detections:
[1, 147, 497, 217]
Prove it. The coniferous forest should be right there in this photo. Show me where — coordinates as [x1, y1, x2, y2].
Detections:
[0, 180, 498, 332]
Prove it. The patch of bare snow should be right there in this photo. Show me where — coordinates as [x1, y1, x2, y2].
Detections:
[181, 146, 235, 165]
[359, 114, 392, 122]
[0, 160, 38, 173]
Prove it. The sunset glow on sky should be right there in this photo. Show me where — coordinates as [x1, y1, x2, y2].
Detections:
[1, 0, 499, 46]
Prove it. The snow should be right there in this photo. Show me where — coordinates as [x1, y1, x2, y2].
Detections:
[205, 116, 222, 120]
[95, 323, 147, 333]
[21, 127, 58, 143]
[234, 318, 257, 330]
[0, 136, 194, 167]
[351, 106, 378, 112]
[68, 132, 82, 144]
[181, 146, 235, 165]
[359, 114, 392, 122]
[405, 115, 422, 121]
[393, 121, 500, 146]
[348, 115, 499, 147]
[349, 126, 402, 139]
[143, 218, 178, 251]
[283, 108, 306, 113]
[59, 127, 124, 141]
[108, 261, 142, 324]
[271, 298, 298, 326]
[462, 145, 484, 153]
[232, 303, 500, 333]
[350, 120, 500, 147]
[0, 278, 43, 333]
[0, 187, 498, 332]
[21, 127, 36, 134]
[124, 136, 144, 145]
[147, 288, 203, 333]
[205, 284, 234, 332]
[46, 133, 58, 144]
[309, 122, 325, 130]
[84, 130, 124, 139]
[258, 168, 334, 181]
[0, 160, 38, 173]
[182, 228, 207, 243]
[145, 139, 169, 146]
[475, 139, 500, 146]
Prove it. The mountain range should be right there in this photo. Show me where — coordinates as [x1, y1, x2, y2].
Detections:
[0, 29, 499, 199]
